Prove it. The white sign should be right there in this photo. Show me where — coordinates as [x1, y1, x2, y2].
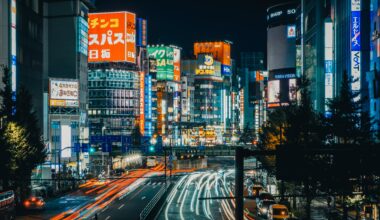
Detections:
[351, 51, 361, 91]
[50, 80, 79, 100]
[351, 0, 361, 11]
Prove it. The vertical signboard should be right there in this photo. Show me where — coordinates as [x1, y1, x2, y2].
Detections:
[173, 48, 181, 82]
[61, 125, 72, 158]
[137, 18, 147, 47]
[88, 11, 136, 63]
[126, 12, 136, 62]
[325, 21, 334, 115]
[140, 72, 145, 135]
[11, 0, 17, 105]
[351, 0, 361, 97]
[78, 17, 89, 56]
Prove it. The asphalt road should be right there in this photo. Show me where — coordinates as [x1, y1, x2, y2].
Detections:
[158, 170, 236, 220]
[97, 178, 166, 220]
[16, 169, 160, 220]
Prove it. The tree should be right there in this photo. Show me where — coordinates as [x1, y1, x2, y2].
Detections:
[284, 74, 325, 146]
[0, 66, 46, 198]
[326, 71, 361, 144]
[239, 123, 255, 144]
[0, 67, 13, 189]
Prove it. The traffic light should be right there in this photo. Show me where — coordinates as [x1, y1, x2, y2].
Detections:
[148, 145, 155, 153]
[89, 147, 95, 153]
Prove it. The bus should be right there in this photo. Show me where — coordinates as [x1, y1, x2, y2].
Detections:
[146, 156, 157, 167]
[0, 190, 15, 219]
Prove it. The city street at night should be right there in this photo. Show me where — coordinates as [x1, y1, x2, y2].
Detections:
[1, 0, 380, 219]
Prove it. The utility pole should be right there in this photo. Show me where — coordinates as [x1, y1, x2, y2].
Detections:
[235, 147, 244, 220]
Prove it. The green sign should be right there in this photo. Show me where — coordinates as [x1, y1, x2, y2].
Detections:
[148, 46, 174, 81]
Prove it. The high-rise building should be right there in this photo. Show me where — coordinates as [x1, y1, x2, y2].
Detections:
[87, 11, 145, 174]
[147, 45, 181, 146]
[44, 0, 93, 174]
[267, 2, 298, 109]
[367, 0, 380, 139]
[239, 68, 267, 135]
[0, 0, 44, 127]
[240, 52, 265, 71]
[297, 0, 370, 114]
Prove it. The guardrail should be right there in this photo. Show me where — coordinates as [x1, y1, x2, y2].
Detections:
[139, 184, 169, 220]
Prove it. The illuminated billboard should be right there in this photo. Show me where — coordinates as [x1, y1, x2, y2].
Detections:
[11, 0, 17, 104]
[196, 54, 215, 75]
[194, 41, 231, 66]
[267, 68, 297, 108]
[88, 11, 136, 63]
[49, 79, 79, 107]
[78, 16, 89, 56]
[287, 25, 296, 38]
[147, 46, 174, 81]
[268, 80, 280, 104]
[173, 48, 181, 82]
[140, 72, 145, 135]
[61, 125, 72, 158]
[137, 18, 147, 47]
[351, 1, 361, 96]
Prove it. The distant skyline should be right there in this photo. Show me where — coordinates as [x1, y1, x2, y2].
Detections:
[94, 0, 289, 60]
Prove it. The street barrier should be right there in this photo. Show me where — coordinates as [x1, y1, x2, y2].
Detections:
[139, 184, 169, 220]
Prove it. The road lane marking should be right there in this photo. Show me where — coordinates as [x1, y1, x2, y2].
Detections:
[105, 216, 111, 220]
[118, 204, 125, 210]
[142, 196, 146, 200]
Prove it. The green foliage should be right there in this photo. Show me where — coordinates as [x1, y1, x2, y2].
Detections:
[238, 123, 255, 144]
[0, 67, 46, 195]
[325, 71, 361, 144]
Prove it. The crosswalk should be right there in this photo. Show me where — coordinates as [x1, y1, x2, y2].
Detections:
[145, 181, 165, 186]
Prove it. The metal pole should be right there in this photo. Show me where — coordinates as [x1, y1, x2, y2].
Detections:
[164, 147, 167, 186]
[235, 147, 244, 220]
[76, 149, 80, 180]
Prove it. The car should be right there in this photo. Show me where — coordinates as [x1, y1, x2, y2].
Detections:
[268, 204, 289, 220]
[257, 199, 276, 217]
[258, 192, 275, 201]
[249, 185, 264, 197]
[23, 196, 45, 210]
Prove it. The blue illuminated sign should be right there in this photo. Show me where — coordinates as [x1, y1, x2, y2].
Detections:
[325, 60, 333, 74]
[77, 17, 88, 56]
[351, 11, 361, 51]
[221, 65, 232, 75]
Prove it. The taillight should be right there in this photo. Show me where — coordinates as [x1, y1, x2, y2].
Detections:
[24, 201, 30, 207]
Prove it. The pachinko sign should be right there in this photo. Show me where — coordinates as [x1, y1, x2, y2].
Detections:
[88, 12, 136, 63]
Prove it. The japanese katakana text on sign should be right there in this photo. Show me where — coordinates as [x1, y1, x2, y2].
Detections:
[88, 12, 136, 63]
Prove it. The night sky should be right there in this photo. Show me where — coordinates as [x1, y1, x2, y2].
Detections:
[95, 0, 286, 60]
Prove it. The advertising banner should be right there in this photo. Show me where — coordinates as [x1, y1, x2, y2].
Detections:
[147, 46, 174, 81]
[49, 79, 79, 107]
[173, 48, 181, 82]
[140, 72, 145, 135]
[137, 18, 147, 47]
[194, 42, 231, 66]
[88, 11, 136, 63]
[287, 25, 296, 38]
[351, 0, 361, 95]
[268, 80, 280, 104]
[196, 54, 215, 75]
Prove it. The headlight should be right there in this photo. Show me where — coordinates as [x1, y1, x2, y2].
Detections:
[262, 208, 267, 213]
